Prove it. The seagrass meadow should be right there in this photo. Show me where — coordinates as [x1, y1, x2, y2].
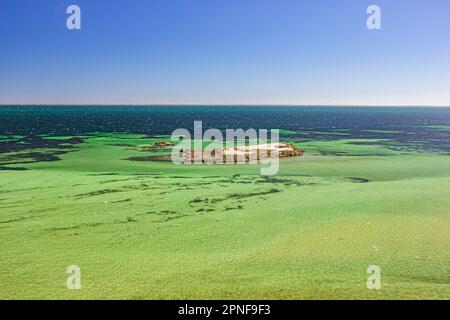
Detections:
[0, 106, 449, 299]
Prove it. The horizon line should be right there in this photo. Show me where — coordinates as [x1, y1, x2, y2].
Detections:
[1, 103, 450, 108]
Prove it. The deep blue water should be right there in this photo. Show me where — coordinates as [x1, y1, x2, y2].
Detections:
[0, 105, 449, 152]
[1, 105, 450, 134]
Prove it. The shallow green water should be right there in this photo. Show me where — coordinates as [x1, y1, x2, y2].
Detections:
[0, 130, 449, 299]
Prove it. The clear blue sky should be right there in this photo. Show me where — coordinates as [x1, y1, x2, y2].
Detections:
[1, 0, 449, 105]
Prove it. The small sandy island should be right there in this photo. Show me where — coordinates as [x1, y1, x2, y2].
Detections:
[184, 142, 303, 163]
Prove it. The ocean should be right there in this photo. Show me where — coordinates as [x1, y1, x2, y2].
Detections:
[1, 105, 450, 152]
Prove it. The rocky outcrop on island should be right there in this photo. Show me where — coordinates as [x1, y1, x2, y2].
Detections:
[153, 141, 174, 147]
